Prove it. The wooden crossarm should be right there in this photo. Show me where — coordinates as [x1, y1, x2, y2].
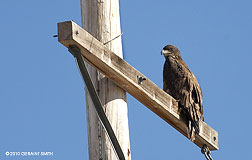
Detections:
[57, 21, 219, 151]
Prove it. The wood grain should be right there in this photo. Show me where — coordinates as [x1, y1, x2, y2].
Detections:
[80, 0, 131, 159]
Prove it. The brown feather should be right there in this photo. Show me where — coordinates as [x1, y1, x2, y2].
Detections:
[162, 45, 203, 140]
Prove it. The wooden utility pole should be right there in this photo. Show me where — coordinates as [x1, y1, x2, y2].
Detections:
[80, 0, 131, 159]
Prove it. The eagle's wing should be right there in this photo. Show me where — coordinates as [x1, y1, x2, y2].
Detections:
[180, 60, 203, 124]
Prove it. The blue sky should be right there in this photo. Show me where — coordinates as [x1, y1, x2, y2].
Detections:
[1, 0, 252, 159]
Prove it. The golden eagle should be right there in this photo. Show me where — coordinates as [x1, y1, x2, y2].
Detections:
[161, 45, 203, 139]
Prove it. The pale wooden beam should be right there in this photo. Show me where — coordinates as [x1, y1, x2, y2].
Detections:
[57, 21, 219, 151]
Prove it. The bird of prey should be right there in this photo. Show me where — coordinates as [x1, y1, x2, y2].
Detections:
[161, 45, 203, 139]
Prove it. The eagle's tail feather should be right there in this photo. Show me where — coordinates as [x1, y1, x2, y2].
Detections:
[179, 104, 200, 139]
[192, 120, 199, 134]
[188, 119, 199, 140]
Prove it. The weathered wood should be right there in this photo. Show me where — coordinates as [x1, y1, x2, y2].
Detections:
[80, 0, 131, 159]
[58, 21, 219, 151]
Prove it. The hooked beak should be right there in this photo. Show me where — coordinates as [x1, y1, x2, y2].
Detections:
[161, 49, 171, 56]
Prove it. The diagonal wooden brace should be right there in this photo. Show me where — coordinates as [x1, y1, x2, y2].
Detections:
[57, 21, 219, 151]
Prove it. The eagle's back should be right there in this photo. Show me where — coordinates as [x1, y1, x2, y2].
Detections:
[163, 56, 203, 124]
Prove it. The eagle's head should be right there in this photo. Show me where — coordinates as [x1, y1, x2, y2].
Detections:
[161, 45, 181, 58]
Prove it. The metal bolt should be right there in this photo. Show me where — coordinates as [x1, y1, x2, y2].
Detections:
[201, 144, 213, 160]
[137, 75, 146, 84]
